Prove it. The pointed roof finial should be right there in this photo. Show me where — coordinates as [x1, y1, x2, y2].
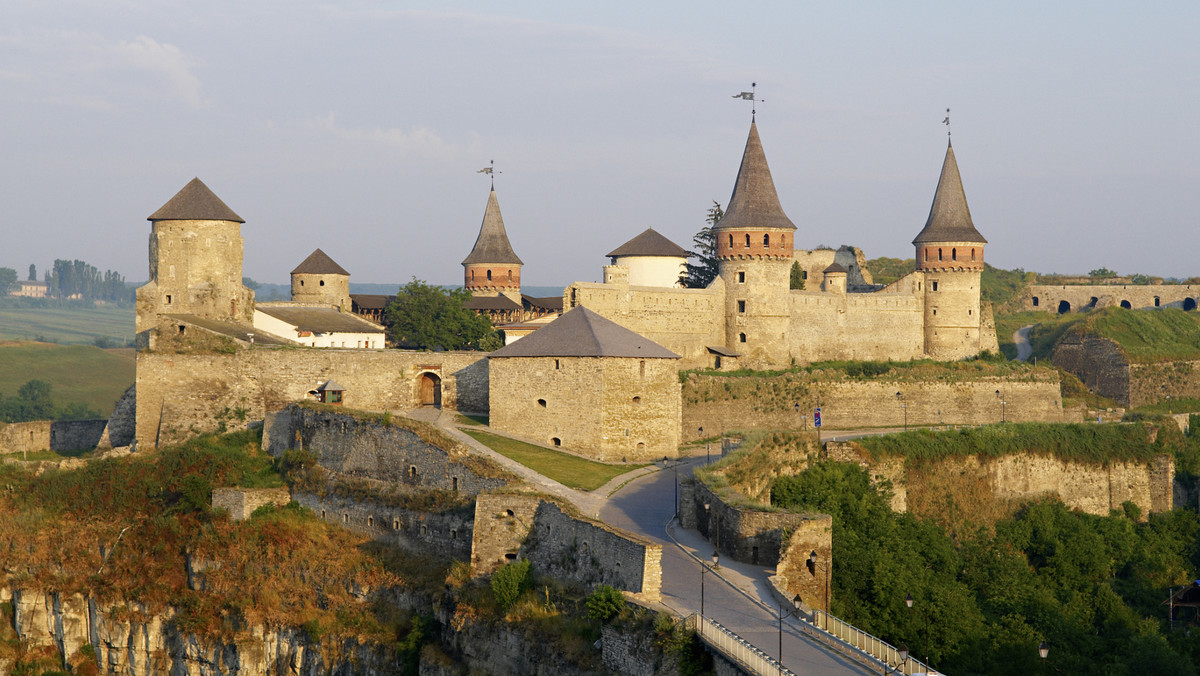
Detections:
[942, 107, 951, 142]
[732, 82, 763, 122]
[477, 159, 501, 189]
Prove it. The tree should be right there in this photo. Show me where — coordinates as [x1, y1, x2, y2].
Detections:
[790, 261, 805, 290]
[27, 264, 36, 281]
[242, 277, 261, 290]
[0, 267, 16, 294]
[1089, 267, 1118, 280]
[680, 201, 723, 288]
[383, 279, 500, 351]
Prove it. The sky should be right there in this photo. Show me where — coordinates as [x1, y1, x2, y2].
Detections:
[2, 1, 1197, 287]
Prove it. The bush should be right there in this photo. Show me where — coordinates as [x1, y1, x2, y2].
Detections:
[490, 560, 532, 611]
[585, 585, 625, 623]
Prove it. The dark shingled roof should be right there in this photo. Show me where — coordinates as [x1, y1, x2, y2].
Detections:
[292, 248, 350, 276]
[163, 315, 290, 345]
[823, 262, 848, 274]
[463, 295, 522, 311]
[351, 294, 394, 310]
[489, 306, 679, 359]
[714, 122, 796, 232]
[912, 142, 987, 245]
[607, 228, 691, 258]
[522, 294, 564, 311]
[256, 306, 384, 333]
[316, 379, 344, 392]
[462, 188, 523, 266]
[148, 178, 244, 223]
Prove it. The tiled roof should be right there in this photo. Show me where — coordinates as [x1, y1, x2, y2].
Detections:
[489, 306, 679, 359]
[162, 314, 290, 345]
[462, 188, 523, 266]
[714, 122, 796, 232]
[292, 248, 350, 275]
[256, 306, 384, 333]
[464, 295, 522, 311]
[912, 142, 987, 245]
[607, 228, 691, 258]
[148, 178, 244, 223]
[351, 294, 394, 310]
[823, 263, 848, 274]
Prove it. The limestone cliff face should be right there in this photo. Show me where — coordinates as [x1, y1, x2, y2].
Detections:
[2, 587, 397, 676]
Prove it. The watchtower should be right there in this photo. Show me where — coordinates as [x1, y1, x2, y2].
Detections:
[135, 178, 254, 335]
[913, 141, 987, 359]
[291, 248, 351, 311]
[714, 122, 796, 363]
[462, 186, 523, 304]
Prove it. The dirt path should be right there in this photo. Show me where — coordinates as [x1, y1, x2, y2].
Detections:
[1013, 324, 1034, 361]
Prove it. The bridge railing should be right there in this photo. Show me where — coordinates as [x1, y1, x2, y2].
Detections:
[807, 609, 937, 675]
[685, 614, 794, 676]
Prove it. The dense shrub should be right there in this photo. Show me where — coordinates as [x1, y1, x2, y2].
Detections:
[491, 560, 532, 612]
[585, 585, 625, 623]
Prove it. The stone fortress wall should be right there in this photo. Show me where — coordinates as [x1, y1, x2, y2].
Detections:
[471, 494, 663, 602]
[1052, 331, 1200, 408]
[0, 420, 109, 455]
[211, 487, 291, 520]
[787, 277, 926, 363]
[1018, 284, 1200, 313]
[294, 491, 475, 560]
[137, 347, 489, 448]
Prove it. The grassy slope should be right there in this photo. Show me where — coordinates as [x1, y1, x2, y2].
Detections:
[0, 343, 134, 416]
[0, 303, 134, 344]
[462, 429, 643, 491]
[1078, 307, 1200, 362]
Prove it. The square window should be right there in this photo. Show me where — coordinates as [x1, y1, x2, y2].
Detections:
[737, 300, 746, 313]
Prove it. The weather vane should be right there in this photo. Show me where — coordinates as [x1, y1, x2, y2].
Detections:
[477, 159, 501, 187]
[942, 108, 951, 138]
[732, 82, 763, 121]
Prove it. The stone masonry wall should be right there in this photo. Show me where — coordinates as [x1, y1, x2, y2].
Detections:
[294, 492, 473, 560]
[1051, 333, 1131, 406]
[683, 373, 1065, 433]
[1129, 361, 1200, 409]
[1018, 284, 1200, 313]
[686, 480, 818, 568]
[0, 422, 50, 455]
[0, 420, 110, 454]
[263, 404, 511, 495]
[211, 487, 291, 520]
[772, 516, 834, 613]
[136, 347, 488, 448]
[787, 288, 926, 363]
[470, 494, 663, 601]
[97, 384, 137, 449]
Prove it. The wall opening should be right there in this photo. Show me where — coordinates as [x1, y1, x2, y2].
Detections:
[1031, 296, 1039, 306]
[367, 516, 373, 527]
[452, 476, 458, 492]
[1185, 298, 1197, 311]
[938, 248, 943, 261]
[636, 442, 645, 452]
[1120, 299, 1132, 309]
[393, 518, 400, 530]
[409, 465, 418, 479]
[537, 398, 547, 408]
[763, 234, 770, 246]
[744, 234, 750, 247]
[506, 509, 515, 517]
[632, 396, 641, 404]
[737, 271, 745, 283]
[1155, 296, 1161, 307]
[952, 248, 957, 261]
[1088, 297, 1098, 308]
[932, 281, 938, 292]
[421, 525, 428, 536]
[739, 332, 746, 343]
[419, 372, 442, 407]
[1058, 300, 1071, 314]
[551, 437, 561, 447]
[504, 552, 517, 560]
[451, 529, 457, 540]
[640, 360, 646, 377]
[737, 300, 746, 313]
[486, 269, 492, 281]
[319, 280, 325, 286]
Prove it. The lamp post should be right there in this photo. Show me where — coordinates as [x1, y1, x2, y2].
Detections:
[995, 389, 1006, 423]
[883, 643, 909, 675]
[906, 593, 930, 669]
[663, 456, 678, 520]
[701, 550, 719, 617]
[701, 426, 710, 465]
[895, 391, 907, 431]
[778, 593, 802, 669]
[808, 549, 830, 629]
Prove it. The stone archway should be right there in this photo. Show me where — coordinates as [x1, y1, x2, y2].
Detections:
[1120, 300, 1132, 309]
[1185, 298, 1197, 312]
[1057, 300, 1071, 314]
[419, 372, 442, 408]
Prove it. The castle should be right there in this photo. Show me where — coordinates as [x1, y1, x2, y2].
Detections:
[129, 117, 1002, 460]
[566, 121, 999, 369]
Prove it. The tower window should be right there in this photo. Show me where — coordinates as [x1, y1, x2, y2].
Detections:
[932, 281, 939, 291]
[728, 234, 734, 248]
[745, 234, 751, 247]
[952, 248, 957, 261]
[554, 359, 560, 369]
[737, 300, 746, 313]
[487, 270, 492, 281]
[763, 234, 770, 246]
[739, 332, 746, 343]
[319, 279, 325, 286]
[537, 398, 547, 408]
[632, 396, 641, 404]
[938, 248, 943, 261]
[971, 248, 976, 261]
[508, 269, 513, 281]
[737, 272, 745, 283]
[300, 280, 304, 286]
[165, 294, 172, 305]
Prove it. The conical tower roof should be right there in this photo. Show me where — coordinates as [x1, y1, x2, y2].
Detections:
[489, 306, 679, 359]
[714, 122, 796, 232]
[912, 143, 987, 245]
[462, 188, 523, 266]
[291, 248, 350, 275]
[148, 177, 244, 223]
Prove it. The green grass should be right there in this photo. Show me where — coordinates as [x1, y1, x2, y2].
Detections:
[0, 303, 134, 345]
[1080, 307, 1200, 362]
[0, 343, 134, 416]
[993, 310, 1078, 362]
[462, 429, 644, 491]
[456, 413, 489, 426]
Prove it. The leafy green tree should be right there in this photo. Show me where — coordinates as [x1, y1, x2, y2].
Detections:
[680, 202, 723, 288]
[28, 264, 36, 281]
[490, 559, 532, 611]
[0, 267, 17, 294]
[383, 279, 501, 351]
[586, 584, 626, 622]
[789, 261, 805, 290]
[241, 277, 261, 290]
[1089, 267, 1118, 280]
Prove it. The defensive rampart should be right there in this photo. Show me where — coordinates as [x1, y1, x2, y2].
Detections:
[682, 370, 1065, 434]
[211, 487, 291, 520]
[0, 420, 109, 455]
[787, 288, 926, 363]
[471, 493, 663, 601]
[294, 491, 474, 560]
[1018, 284, 1200, 313]
[136, 347, 489, 447]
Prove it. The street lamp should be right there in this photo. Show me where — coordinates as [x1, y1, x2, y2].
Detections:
[663, 456, 678, 520]
[701, 550, 719, 617]
[906, 593, 930, 669]
[808, 550, 830, 629]
[895, 391, 907, 431]
[995, 389, 1006, 423]
[1038, 641, 1049, 659]
[778, 593, 802, 669]
[883, 643, 909, 675]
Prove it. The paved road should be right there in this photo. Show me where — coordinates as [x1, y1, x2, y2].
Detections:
[1013, 325, 1034, 361]
[601, 458, 873, 675]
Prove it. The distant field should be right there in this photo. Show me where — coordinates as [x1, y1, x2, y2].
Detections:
[0, 342, 135, 416]
[0, 303, 134, 345]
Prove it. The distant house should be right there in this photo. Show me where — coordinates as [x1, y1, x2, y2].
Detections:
[10, 280, 48, 298]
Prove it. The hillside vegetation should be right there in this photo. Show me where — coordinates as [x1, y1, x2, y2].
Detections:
[1069, 307, 1200, 363]
[0, 299, 134, 345]
[0, 342, 133, 416]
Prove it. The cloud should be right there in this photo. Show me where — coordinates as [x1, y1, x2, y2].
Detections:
[299, 112, 477, 163]
[0, 29, 208, 110]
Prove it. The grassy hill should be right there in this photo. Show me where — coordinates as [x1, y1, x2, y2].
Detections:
[0, 301, 134, 345]
[0, 342, 134, 416]
[1071, 307, 1200, 362]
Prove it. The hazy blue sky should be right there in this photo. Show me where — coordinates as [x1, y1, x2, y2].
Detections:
[2, 1, 1197, 286]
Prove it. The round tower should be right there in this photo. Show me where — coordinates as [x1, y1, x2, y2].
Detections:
[135, 177, 255, 335]
[714, 121, 796, 364]
[913, 141, 988, 360]
[291, 248, 351, 311]
[462, 186, 523, 304]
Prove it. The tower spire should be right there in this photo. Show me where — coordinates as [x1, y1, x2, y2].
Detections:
[731, 83, 764, 122]
[713, 120, 795, 232]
